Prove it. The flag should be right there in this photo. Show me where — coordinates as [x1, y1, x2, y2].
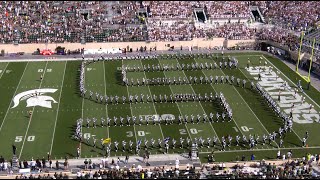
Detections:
[163, 137, 170, 143]
[137, 140, 141, 146]
[102, 138, 111, 144]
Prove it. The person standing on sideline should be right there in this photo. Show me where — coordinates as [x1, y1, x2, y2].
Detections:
[277, 150, 281, 159]
[125, 155, 129, 164]
[76, 147, 80, 159]
[28, 110, 33, 119]
[12, 144, 17, 155]
[251, 154, 255, 161]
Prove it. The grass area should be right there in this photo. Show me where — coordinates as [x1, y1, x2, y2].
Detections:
[0, 52, 319, 164]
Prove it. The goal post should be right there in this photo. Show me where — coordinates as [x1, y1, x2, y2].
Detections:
[295, 32, 315, 85]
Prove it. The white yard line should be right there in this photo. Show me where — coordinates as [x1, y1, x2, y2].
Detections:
[0, 62, 29, 132]
[102, 61, 109, 138]
[157, 60, 193, 141]
[137, 60, 165, 140]
[80, 94, 85, 157]
[0, 62, 9, 79]
[215, 59, 279, 148]
[174, 59, 221, 143]
[19, 61, 49, 159]
[122, 60, 138, 144]
[49, 61, 67, 155]
[262, 55, 320, 109]
[214, 60, 279, 148]
[194, 59, 245, 137]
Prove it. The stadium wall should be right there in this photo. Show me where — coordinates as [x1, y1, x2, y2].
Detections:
[0, 38, 255, 54]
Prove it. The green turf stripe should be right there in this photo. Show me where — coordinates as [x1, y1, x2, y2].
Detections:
[199, 147, 319, 163]
[0, 62, 9, 79]
[20, 61, 67, 160]
[0, 61, 49, 158]
[179, 58, 277, 150]
[156, 59, 225, 150]
[124, 60, 164, 149]
[215, 59, 300, 149]
[51, 61, 82, 159]
[0, 62, 27, 128]
[236, 55, 318, 147]
[260, 55, 320, 146]
[264, 54, 320, 103]
[140, 59, 193, 154]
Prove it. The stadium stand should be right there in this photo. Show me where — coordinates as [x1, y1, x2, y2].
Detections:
[1, 1, 318, 46]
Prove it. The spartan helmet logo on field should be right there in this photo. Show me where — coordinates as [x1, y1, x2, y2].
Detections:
[11, 89, 58, 109]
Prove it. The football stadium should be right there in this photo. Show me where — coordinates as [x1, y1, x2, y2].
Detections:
[0, 1, 320, 179]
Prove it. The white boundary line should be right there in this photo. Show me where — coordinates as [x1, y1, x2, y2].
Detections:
[0, 55, 261, 63]
[0, 58, 80, 63]
[102, 61, 109, 138]
[199, 145, 318, 154]
[19, 61, 49, 159]
[122, 60, 138, 144]
[137, 59, 165, 140]
[0, 62, 9, 79]
[49, 61, 68, 154]
[174, 59, 221, 143]
[0, 62, 29, 132]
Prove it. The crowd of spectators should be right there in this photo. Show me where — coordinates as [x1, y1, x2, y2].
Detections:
[147, 20, 195, 42]
[260, 1, 320, 32]
[198, 1, 251, 19]
[0, 1, 318, 56]
[256, 26, 300, 51]
[2, 151, 320, 179]
[0, 1, 145, 44]
[110, 1, 142, 25]
[204, 152, 319, 179]
[142, 1, 195, 19]
[205, 23, 256, 40]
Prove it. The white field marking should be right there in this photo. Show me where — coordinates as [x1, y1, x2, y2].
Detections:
[19, 61, 49, 159]
[137, 59, 164, 140]
[262, 55, 320, 110]
[199, 145, 320, 154]
[213, 59, 279, 149]
[0, 62, 29, 132]
[0, 54, 261, 63]
[102, 61, 109, 138]
[80, 94, 84, 157]
[0, 58, 81, 63]
[174, 59, 221, 143]
[194, 58, 245, 137]
[49, 61, 67, 154]
[157, 60, 195, 142]
[123, 60, 138, 144]
[238, 65, 303, 142]
[0, 63, 9, 79]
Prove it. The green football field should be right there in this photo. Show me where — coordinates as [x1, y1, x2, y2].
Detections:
[0, 52, 319, 163]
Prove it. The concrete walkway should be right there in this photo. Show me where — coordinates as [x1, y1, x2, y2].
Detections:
[59, 153, 197, 170]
